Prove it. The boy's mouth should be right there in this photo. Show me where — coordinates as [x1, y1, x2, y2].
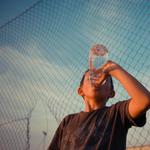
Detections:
[92, 86, 101, 90]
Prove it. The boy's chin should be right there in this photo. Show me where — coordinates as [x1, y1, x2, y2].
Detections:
[92, 95, 106, 101]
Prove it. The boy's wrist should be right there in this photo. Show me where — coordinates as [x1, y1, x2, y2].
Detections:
[107, 61, 121, 76]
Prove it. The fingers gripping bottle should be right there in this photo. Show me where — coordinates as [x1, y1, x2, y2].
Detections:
[89, 45, 109, 87]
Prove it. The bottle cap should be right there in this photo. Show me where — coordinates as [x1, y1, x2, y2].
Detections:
[90, 45, 108, 56]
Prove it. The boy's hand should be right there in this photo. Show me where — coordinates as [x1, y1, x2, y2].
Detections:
[95, 60, 118, 86]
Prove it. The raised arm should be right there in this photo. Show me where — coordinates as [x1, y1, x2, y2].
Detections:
[97, 61, 150, 119]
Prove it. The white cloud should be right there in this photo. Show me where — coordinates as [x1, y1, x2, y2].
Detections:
[0, 45, 64, 149]
[0, 45, 83, 125]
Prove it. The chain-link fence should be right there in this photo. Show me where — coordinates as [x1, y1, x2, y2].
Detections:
[0, 0, 150, 149]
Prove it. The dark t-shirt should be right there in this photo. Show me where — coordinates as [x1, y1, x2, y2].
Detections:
[48, 100, 146, 150]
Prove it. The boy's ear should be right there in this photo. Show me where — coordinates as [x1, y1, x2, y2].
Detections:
[77, 87, 84, 96]
[109, 90, 115, 98]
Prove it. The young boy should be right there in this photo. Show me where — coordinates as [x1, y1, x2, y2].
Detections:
[48, 49, 150, 150]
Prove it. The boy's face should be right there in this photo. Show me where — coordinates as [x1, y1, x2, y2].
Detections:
[80, 71, 114, 101]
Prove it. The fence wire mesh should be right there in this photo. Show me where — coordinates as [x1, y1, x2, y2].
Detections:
[0, 0, 150, 149]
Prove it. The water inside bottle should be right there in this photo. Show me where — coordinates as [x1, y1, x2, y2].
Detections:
[89, 53, 108, 87]
[89, 53, 108, 70]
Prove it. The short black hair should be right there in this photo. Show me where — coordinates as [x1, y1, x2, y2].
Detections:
[80, 69, 114, 90]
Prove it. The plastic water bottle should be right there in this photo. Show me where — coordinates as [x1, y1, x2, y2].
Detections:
[89, 45, 109, 87]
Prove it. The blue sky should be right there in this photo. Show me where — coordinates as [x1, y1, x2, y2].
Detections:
[0, 0, 40, 27]
[0, 0, 150, 149]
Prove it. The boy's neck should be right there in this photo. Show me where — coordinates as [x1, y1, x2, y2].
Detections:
[84, 98, 107, 112]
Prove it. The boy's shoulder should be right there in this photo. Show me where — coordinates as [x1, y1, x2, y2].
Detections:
[65, 112, 79, 118]
[63, 112, 80, 123]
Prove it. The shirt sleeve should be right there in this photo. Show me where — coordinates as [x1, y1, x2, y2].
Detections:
[117, 100, 146, 129]
[48, 119, 64, 150]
